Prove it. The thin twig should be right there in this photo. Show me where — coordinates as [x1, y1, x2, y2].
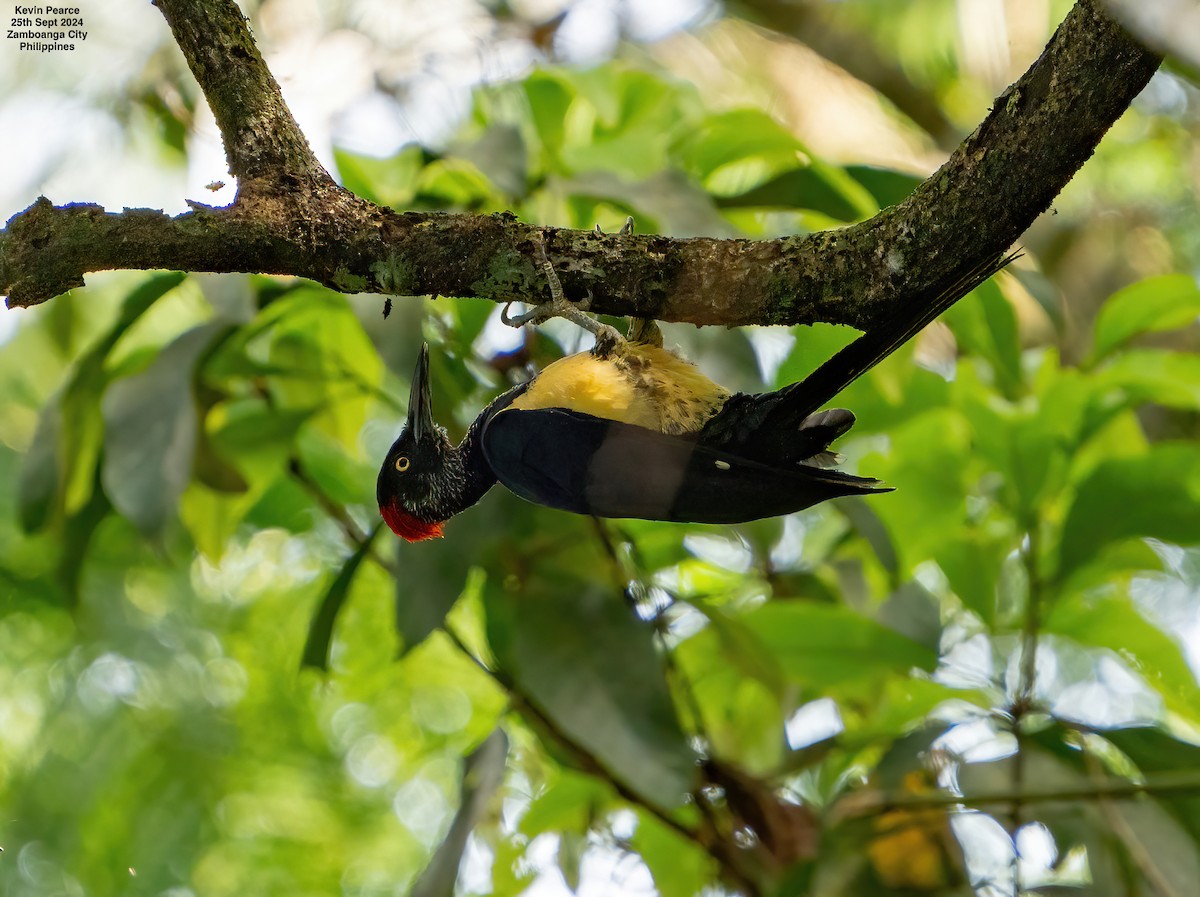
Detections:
[440, 615, 763, 896]
[1010, 520, 1044, 895]
[833, 770, 1200, 817]
[1083, 746, 1183, 897]
[288, 456, 396, 574]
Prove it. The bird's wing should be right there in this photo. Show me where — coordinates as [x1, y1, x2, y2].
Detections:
[481, 407, 889, 524]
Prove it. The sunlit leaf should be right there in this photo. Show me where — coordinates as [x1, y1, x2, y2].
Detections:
[519, 769, 610, 837]
[1090, 274, 1200, 362]
[651, 787, 769, 896]
[680, 109, 803, 177]
[675, 629, 788, 772]
[1058, 443, 1200, 580]
[334, 144, 427, 207]
[1095, 349, 1200, 411]
[741, 602, 937, 686]
[863, 408, 971, 571]
[1044, 593, 1200, 721]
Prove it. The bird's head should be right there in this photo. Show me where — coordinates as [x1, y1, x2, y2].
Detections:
[377, 344, 459, 542]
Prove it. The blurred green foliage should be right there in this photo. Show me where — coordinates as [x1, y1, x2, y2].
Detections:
[3, 4, 1200, 897]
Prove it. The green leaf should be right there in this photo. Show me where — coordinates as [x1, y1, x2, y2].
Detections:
[674, 628, 787, 772]
[17, 272, 185, 532]
[633, 810, 717, 897]
[393, 488, 538, 652]
[553, 68, 687, 180]
[691, 602, 785, 693]
[334, 144, 426, 207]
[523, 72, 572, 162]
[1095, 349, 1200, 411]
[295, 427, 374, 508]
[957, 366, 1089, 520]
[714, 167, 861, 222]
[1091, 274, 1200, 362]
[251, 288, 385, 445]
[301, 525, 381, 670]
[1058, 443, 1200, 580]
[864, 408, 971, 571]
[207, 399, 313, 478]
[18, 397, 63, 532]
[933, 527, 1012, 626]
[740, 602, 937, 686]
[845, 165, 922, 208]
[101, 323, 225, 535]
[520, 770, 610, 838]
[58, 464, 112, 604]
[1044, 593, 1200, 721]
[416, 159, 501, 208]
[772, 323, 862, 390]
[943, 278, 1022, 397]
[485, 573, 697, 812]
[678, 109, 804, 183]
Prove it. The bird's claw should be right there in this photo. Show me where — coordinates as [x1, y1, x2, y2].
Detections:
[502, 295, 596, 331]
[594, 216, 635, 237]
[504, 233, 627, 356]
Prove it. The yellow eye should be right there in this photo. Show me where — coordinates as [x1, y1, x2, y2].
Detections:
[394, 456, 410, 472]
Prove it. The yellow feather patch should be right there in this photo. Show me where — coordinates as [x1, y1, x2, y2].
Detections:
[510, 344, 729, 435]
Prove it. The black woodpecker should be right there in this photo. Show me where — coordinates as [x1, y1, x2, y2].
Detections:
[377, 235, 1013, 542]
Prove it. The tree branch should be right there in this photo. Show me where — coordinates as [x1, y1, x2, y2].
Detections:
[0, 0, 1160, 334]
[152, 0, 329, 188]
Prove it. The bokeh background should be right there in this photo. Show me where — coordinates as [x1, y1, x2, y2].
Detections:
[2, 1, 1200, 895]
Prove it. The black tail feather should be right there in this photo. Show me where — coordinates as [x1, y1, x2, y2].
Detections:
[768, 250, 1018, 423]
[699, 250, 1016, 463]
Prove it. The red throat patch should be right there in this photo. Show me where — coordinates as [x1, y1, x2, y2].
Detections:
[380, 503, 445, 542]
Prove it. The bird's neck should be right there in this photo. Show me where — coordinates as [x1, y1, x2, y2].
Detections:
[442, 418, 498, 516]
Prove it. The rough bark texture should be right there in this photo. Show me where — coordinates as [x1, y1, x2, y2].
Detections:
[153, 0, 329, 189]
[0, 0, 1162, 334]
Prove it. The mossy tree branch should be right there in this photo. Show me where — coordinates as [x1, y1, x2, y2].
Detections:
[0, 0, 1160, 331]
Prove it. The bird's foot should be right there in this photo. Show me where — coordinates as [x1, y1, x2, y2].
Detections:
[502, 232, 626, 356]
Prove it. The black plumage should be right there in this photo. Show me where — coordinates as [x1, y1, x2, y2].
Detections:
[377, 251, 1014, 540]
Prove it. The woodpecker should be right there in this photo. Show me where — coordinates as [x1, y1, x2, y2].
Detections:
[377, 231, 1012, 541]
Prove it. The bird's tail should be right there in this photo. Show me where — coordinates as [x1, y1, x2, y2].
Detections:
[769, 250, 1018, 425]
[700, 398, 857, 465]
[699, 251, 1016, 464]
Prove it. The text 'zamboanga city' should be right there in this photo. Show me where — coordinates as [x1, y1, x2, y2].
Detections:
[8, 4, 86, 51]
